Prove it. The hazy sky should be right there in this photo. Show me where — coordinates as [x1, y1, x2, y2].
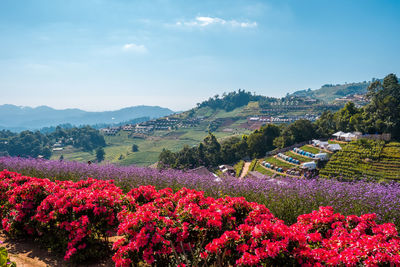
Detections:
[1, 0, 399, 111]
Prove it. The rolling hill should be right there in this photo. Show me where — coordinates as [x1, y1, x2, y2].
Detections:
[290, 81, 371, 102]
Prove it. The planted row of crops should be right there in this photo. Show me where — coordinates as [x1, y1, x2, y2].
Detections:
[1, 170, 400, 266]
[320, 140, 400, 181]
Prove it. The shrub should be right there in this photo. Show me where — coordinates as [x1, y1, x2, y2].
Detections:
[34, 178, 123, 261]
[0, 241, 16, 267]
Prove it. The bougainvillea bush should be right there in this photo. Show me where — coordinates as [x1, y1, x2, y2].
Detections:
[113, 189, 400, 266]
[0, 170, 124, 262]
[1, 170, 399, 266]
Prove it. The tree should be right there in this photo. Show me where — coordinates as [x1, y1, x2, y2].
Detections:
[247, 124, 280, 158]
[202, 132, 221, 166]
[132, 144, 139, 152]
[364, 73, 400, 138]
[96, 147, 105, 162]
[220, 136, 243, 164]
[159, 149, 176, 168]
[315, 111, 336, 138]
[333, 102, 360, 132]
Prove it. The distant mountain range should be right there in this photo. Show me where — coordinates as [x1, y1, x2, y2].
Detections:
[0, 105, 175, 132]
[289, 80, 372, 102]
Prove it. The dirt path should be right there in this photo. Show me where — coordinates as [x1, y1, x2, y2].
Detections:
[240, 161, 251, 178]
[0, 232, 114, 267]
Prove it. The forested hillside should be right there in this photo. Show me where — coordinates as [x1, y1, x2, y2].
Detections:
[160, 74, 400, 170]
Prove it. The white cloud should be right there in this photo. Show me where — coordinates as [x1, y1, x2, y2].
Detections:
[122, 43, 148, 53]
[176, 16, 257, 28]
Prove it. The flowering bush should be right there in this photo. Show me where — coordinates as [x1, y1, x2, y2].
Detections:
[0, 169, 399, 266]
[113, 186, 400, 267]
[34, 178, 123, 261]
[0, 171, 56, 237]
[291, 206, 400, 266]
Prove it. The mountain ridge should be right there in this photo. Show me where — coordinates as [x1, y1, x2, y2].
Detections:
[289, 80, 372, 102]
[0, 104, 175, 131]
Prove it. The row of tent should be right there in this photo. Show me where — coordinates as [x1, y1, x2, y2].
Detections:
[277, 153, 301, 165]
[293, 148, 316, 158]
[261, 161, 284, 173]
[332, 131, 360, 141]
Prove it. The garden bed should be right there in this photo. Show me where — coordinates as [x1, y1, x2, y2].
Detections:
[1, 169, 400, 266]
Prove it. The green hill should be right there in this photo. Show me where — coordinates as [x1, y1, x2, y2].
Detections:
[290, 81, 370, 103]
[50, 90, 340, 166]
[319, 140, 400, 181]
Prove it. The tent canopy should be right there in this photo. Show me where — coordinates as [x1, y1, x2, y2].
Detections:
[333, 131, 345, 137]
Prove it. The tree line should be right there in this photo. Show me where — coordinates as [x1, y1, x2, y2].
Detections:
[0, 126, 106, 159]
[159, 73, 400, 170]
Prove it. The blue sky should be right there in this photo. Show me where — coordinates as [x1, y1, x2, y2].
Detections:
[1, 0, 399, 111]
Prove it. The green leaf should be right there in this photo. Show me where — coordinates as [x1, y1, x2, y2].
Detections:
[0, 247, 9, 266]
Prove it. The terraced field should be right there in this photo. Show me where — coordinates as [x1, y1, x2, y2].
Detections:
[300, 145, 321, 154]
[264, 156, 295, 169]
[254, 163, 282, 176]
[319, 140, 400, 181]
[285, 151, 312, 162]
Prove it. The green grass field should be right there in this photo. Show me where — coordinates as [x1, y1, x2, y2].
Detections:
[284, 151, 310, 162]
[254, 163, 282, 176]
[264, 156, 294, 169]
[299, 145, 321, 154]
[51, 120, 250, 166]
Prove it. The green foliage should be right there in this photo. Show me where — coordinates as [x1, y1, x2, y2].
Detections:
[314, 74, 400, 139]
[48, 125, 106, 151]
[247, 124, 280, 158]
[220, 136, 247, 164]
[6, 130, 52, 158]
[363, 74, 400, 138]
[315, 111, 336, 138]
[96, 147, 105, 162]
[162, 73, 399, 169]
[0, 245, 16, 267]
[319, 140, 400, 181]
[273, 120, 316, 148]
[159, 124, 280, 170]
[248, 159, 258, 172]
[197, 89, 260, 111]
[0, 126, 106, 159]
[131, 144, 139, 152]
[233, 160, 245, 177]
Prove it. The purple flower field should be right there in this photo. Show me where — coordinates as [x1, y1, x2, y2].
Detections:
[1, 156, 399, 227]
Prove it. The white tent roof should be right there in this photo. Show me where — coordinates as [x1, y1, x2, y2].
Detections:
[342, 132, 356, 138]
[328, 144, 342, 150]
[332, 131, 345, 137]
